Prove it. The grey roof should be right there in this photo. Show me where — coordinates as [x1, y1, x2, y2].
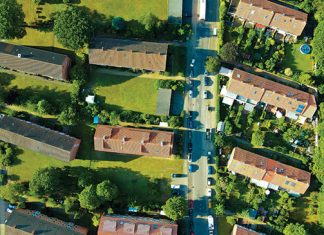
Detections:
[0, 114, 78, 152]
[156, 88, 172, 115]
[90, 38, 168, 54]
[5, 209, 88, 235]
[0, 42, 69, 80]
[168, 0, 183, 24]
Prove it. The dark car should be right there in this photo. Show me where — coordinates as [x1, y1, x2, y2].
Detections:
[208, 166, 213, 175]
[188, 111, 193, 118]
[204, 76, 209, 86]
[189, 120, 193, 129]
[171, 173, 186, 178]
[188, 142, 192, 152]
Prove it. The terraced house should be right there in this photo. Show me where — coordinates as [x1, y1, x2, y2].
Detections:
[94, 125, 174, 157]
[227, 148, 311, 196]
[228, 0, 308, 39]
[0, 114, 81, 162]
[0, 42, 71, 81]
[220, 67, 317, 123]
[89, 37, 168, 72]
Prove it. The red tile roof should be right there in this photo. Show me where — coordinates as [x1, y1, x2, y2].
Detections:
[94, 125, 174, 157]
[227, 148, 311, 194]
[232, 224, 263, 235]
[227, 68, 317, 119]
[97, 215, 177, 235]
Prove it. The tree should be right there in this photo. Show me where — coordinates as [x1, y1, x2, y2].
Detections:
[112, 17, 126, 31]
[214, 133, 225, 148]
[141, 13, 158, 32]
[58, 106, 77, 125]
[79, 185, 101, 210]
[313, 21, 324, 76]
[298, 73, 314, 85]
[96, 180, 118, 202]
[251, 130, 265, 146]
[78, 170, 96, 188]
[53, 7, 92, 50]
[109, 111, 120, 125]
[64, 196, 80, 213]
[205, 56, 220, 73]
[162, 196, 187, 221]
[0, 0, 25, 39]
[37, 99, 52, 114]
[0, 182, 26, 203]
[283, 223, 307, 235]
[318, 84, 324, 95]
[29, 167, 63, 197]
[219, 42, 238, 62]
[0, 142, 14, 167]
[214, 203, 225, 216]
[284, 68, 293, 77]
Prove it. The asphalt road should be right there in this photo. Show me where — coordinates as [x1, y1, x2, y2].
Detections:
[0, 199, 8, 235]
[184, 0, 219, 234]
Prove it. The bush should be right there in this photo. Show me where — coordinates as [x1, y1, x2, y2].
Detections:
[284, 68, 293, 77]
[112, 17, 126, 31]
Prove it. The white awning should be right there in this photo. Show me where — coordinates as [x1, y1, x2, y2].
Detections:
[286, 111, 298, 120]
[244, 103, 255, 112]
[222, 97, 235, 106]
[219, 67, 233, 78]
[220, 86, 237, 99]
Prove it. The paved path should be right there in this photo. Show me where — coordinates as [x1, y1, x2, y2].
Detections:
[0, 199, 8, 235]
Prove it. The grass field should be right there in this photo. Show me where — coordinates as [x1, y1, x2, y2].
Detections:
[282, 43, 314, 74]
[89, 69, 158, 114]
[11, 0, 167, 49]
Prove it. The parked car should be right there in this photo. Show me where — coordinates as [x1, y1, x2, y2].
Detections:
[188, 142, 192, 152]
[207, 178, 212, 186]
[8, 204, 16, 210]
[188, 111, 193, 118]
[189, 79, 194, 87]
[189, 120, 193, 129]
[203, 90, 208, 99]
[207, 188, 212, 197]
[188, 153, 192, 162]
[171, 173, 186, 178]
[188, 164, 194, 173]
[206, 128, 211, 140]
[207, 155, 212, 164]
[204, 76, 209, 86]
[190, 59, 196, 67]
[189, 90, 193, 98]
[6, 208, 13, 213]
[208, 166, 212, 175]
[189, 200, 194, 209]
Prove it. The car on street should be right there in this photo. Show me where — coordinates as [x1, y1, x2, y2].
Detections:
[189, 120, 193, 129]
[6, 208, 13, 213]
[189, 89, 193, 98]
[206, 128, 211, 140]
[189, 79, 194, 87]
[188, 142, 192, 152]
[208, 155, 212, 164]
[207, 188, 212, 197]
[203, 90, 208, 99]
[190, 59, 196, 67]
[188, 111, 193, 118]
[171, 173, 186, 178]
[188, 164, 194, 173]
[208, 166, 212, 175]
[213, 27, 217, 36]
[204, 76, 209, 86]
[188, 152, 192, 162]
[209, 231, 214, 235]
[207, 178, 213, 186]
[8, 204, 16, 210]
[189, 200, 194, 209]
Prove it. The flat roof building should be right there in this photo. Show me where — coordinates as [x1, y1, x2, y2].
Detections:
[228, 148, 311, 195]
[0, 42, 71, 81]
[89, 38, 168, 72]
[97, 214, 178, 235]
[94, 125, 174, 157]
[156, 88, 172, 115]
[0, 114, 81, 162]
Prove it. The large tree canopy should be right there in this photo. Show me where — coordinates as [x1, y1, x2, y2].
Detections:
[313, 21, 324, 76]
[283, 223, 307, 235]
[162, 196, 187, 221]
[96, 180, 118, 202]
[79, 185, 101, 210]
[219, 42, 238, 62]
[0, 0, 25, 39]
[53, 6, 92, 50]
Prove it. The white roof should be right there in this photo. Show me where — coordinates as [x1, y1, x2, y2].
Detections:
[222, 97, 235, 106]
[85, 95, 95, 104]
[244, 103, 255, 112]
[219, 67, 233, 77]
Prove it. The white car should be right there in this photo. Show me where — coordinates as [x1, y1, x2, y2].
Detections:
[203, 90, 208, 99]
[190, 59, 196, 67]
[6, 208, 13, 213]
[207, 178, 212, 186]
[207, 188, 212, 197]
[189, 90, 193, 97]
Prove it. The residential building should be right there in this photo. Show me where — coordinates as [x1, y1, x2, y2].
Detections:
[232, 224, 264, 235]
[0, 42, 71, 81]
[94, 125, 174, 157]
[228, 0, 307, 38]
[168, 0, 183, 24]
[0, 114, 81, 162]
[97, 214, 178, 235]
[156, 88, 172, 116]
[89, 38, 168, 72]
[227, 147, 311, 195]
[220, 67, 317, 123]
[5, 209, 88, 235]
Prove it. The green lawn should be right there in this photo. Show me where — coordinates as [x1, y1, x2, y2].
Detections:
[282, 43, 314, 74]
[11, 0, 167, 49]
[217, 217, 233, 235]
[89, 69, 158, 114]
